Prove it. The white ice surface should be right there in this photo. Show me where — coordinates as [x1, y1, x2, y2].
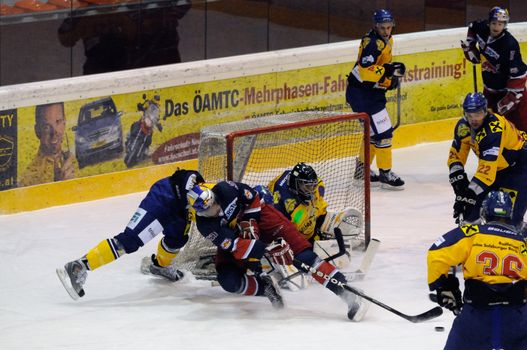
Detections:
[0, 140, 477, 350]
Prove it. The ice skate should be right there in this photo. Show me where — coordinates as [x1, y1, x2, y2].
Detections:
[339, 288, 370, 322]
[260, 273, 285, 309]
[56, 259, 88, 300]
[142, 254, 184, 282]
[379, 169, 405, 190]
[353, 160, 380, 188]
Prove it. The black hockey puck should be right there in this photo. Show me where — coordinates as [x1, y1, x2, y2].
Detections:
[435, 326, 445, 332]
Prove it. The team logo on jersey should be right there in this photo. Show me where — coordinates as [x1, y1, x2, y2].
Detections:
[220, 238, 232, 250]
[244, 189, 253, 200]
[457, 123, 470, 138]
[285, 198, 297, 214]
[360, 37, 371, 49]
[376, 39, 385, 51]
[489, 120, 503, 133]
[474, 129, 487, 143]
[461, 224, 480, 237]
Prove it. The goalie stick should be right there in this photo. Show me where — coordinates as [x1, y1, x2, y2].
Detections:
[295, 258, 444, 323]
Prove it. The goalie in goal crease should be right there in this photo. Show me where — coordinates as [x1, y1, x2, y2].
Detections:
[56, 165, 367, 320]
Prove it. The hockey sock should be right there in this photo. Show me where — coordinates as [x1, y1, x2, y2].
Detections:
[375, 146, 392, 170]
[155, 238, 180, 267]
[369, 144, 376, 164]
[85, 238, 125, 270]
[310, 260, 346, 295]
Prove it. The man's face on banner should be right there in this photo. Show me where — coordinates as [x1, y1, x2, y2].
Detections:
[37, 104, 66, 156]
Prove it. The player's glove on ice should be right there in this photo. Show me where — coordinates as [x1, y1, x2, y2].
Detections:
[266, 238, 294, 266]
[435, 274, 463, 315]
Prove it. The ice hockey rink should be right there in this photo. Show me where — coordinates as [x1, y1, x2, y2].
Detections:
[0, 140, 478, 350]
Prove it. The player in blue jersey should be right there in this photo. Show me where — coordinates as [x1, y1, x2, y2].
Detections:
[427, 191, 527, 350]
[56, 169, 204, 300]
[346, 9, 406, 189]
[188, 181, 369, 321]
[462, 6, 527, 131]
[448, 92, 527, 226]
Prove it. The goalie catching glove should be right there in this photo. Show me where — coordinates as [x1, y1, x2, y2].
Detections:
[266, 238, 294, 266]
[319, 208, 363, 238]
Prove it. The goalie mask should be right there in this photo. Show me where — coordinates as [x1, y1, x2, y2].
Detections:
[481, 191, 513, 222]
[288, 162, 318, 203]
[188, 184, 215, 214]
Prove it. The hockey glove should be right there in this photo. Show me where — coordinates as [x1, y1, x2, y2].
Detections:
[497, 91, 523, 115]
[453, 188, 477, 223]
[238, 219, 260, 239]
[449, 167, 469, 196]
[435, 274, 463, 315]
[266, 238, 294, 266]
[460, 40, 480, 64]
[382, 62, 406, 78]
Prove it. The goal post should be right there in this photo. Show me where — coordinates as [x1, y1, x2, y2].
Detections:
[174, 111, 371, 278]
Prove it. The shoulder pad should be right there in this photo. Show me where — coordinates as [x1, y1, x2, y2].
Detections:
[360, 37, 371, 50]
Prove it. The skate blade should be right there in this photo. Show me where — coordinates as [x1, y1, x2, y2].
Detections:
[380, 183, 405, 191]
[56, 267, 81, 301]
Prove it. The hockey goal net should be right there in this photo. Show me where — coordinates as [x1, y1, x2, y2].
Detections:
[174, 111, 371, 279]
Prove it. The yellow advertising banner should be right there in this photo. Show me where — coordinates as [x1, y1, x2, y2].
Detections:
[12, 42, 525, 190]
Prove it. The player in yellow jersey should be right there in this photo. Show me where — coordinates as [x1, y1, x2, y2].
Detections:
[267, 163, 328, 243]
[346, 9, 406, 190]
[448, 92, 527, 226]
[427, 191, 527, 349]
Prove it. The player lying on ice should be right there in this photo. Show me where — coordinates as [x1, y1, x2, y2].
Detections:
[188, 180, 370, 321]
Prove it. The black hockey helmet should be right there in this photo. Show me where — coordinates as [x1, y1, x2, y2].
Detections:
[481, 191, 513, 222]
[288, 162, 318, 203]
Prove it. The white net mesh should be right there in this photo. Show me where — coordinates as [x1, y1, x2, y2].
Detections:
[174, 111, 369, 279]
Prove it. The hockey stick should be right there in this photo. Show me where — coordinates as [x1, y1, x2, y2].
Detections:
[296, 259, 443, 323]
[393, 80, 402, 130]
[342, 238, 380, 281]
[472, 64, 478, 92]
[277, 227, 346, 285]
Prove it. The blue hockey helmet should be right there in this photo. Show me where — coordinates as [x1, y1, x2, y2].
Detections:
[373, 9, 394, 25]
[462, 92, 487, 114]
[187, 184, 215, 212]
[253, 185, 274, 205]
[481, 191, 513, 221]
[288, 162, 318, 203]
[488, 7, 509, 24]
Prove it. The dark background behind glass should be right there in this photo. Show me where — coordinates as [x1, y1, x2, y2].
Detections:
[1, 0, 526, 86]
